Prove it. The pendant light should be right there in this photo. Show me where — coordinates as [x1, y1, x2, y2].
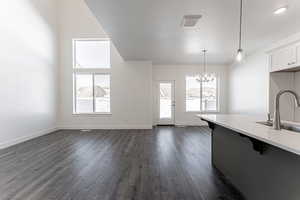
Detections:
[202, 49, 215, 83]
[236, 0, 244, 62]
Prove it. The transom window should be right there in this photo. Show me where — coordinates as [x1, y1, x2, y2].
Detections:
[74, 40, 110, 68]
[73, 39, 111, 114]
[185, 74, 219, 112]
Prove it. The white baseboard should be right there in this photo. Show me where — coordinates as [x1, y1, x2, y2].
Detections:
[58, 124, 153, 130]
[175, 124, 207, 127]
[0, 123, 207, 150]
[0, 127, 58, 150]
[175, 121, 208, 126]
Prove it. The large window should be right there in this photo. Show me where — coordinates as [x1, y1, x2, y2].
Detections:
[186, 76, 201, 112]
[73, 39, 111, 114]
[186, 75, 218, 112]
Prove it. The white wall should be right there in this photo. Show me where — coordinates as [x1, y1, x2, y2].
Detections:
[153, 64, 228, 126]
[295, 72, 300, 122]
[0, 0, 59, 148]
[58, 0, 153, 129]
[269, 72, 295, 121]
[228, 51, 269, 116]
[271, 71, 300, 122]
[228, 32, 300, 119]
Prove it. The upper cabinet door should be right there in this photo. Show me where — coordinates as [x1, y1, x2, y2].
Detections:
[270, 46, 297, 72]
[296, 44, 300, 66]
[289, 45, 297, 66]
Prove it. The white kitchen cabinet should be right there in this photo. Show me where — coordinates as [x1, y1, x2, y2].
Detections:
[297, 44, 300, 66]
[270, 45, 297, 72]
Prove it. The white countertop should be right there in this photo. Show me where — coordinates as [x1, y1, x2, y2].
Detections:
[197, 114, 300, 156]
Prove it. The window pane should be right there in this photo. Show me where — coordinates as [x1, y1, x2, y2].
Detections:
[75, 74, 93, 113]
[202, 75, 217, 111]
[74, 40, 110, 68]
[95, 74, 110, 113]
[186, 76, 201, 111]
[159, 83, 172, 119]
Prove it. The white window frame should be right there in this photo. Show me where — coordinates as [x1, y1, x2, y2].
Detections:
[185, 73, 220, 113]
[72, 38, 111, 115]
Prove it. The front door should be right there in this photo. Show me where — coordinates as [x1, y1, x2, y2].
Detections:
[158, 81, 175, 125]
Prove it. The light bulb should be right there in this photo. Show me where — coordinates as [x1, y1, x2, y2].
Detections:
[202, 73, 215, 83]
[236, 49, 243, 62]
[202, 74, 208, 82]
[196, 75, 202, 82]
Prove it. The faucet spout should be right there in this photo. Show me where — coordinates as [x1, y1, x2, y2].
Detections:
[273, 90, 300, 130]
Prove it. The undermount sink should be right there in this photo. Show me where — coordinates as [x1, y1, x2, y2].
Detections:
[257, 121, 273, 127]
[257, 121, 300, 133]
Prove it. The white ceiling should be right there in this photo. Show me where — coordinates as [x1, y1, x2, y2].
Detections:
[85, 0, 300, 65]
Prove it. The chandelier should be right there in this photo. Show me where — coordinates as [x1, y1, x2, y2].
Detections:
[201, 49, 215, 83]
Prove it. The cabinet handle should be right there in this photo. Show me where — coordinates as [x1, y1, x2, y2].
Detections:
[292, 62, 296, 65]
[287, 62, 296, 65]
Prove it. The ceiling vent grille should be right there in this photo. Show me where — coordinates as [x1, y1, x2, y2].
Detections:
[181, 15, 202, 28]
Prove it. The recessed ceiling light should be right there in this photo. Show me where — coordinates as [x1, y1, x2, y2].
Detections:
[274, 6, 288, 15]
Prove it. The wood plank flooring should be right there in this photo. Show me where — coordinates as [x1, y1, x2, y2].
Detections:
[0, 126, 243, 200]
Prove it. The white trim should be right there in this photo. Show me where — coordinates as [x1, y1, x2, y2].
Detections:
[74, 68, 111, 73]
[185, 111, 220, 114]
[175, 122, 207, 126]
[72, 113, 112, 116]
[92, 74, 95, 113]
[73, 73, 76, 113]
[58, 125, 153, 130]
[0, 127, 58, 150]
[265, 32, 300, 53]
[73, 37, 110, 41]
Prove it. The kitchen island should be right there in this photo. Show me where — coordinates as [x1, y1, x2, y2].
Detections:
[198, 114, 300, 200]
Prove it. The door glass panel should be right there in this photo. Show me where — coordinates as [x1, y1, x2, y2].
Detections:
[159, 83, 172, 119]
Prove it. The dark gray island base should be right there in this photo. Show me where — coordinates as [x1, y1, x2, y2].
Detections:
[207, 122, 300, 200]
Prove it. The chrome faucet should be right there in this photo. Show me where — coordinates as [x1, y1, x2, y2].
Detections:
[273, 90, 300, 130]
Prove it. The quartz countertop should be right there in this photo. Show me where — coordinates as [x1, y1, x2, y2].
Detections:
[197, 114, 300, 156]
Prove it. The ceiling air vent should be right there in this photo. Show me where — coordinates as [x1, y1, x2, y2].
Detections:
[181, 15, 202, 28]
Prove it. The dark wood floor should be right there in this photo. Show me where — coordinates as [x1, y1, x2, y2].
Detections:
[0, 126, 243, 200]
